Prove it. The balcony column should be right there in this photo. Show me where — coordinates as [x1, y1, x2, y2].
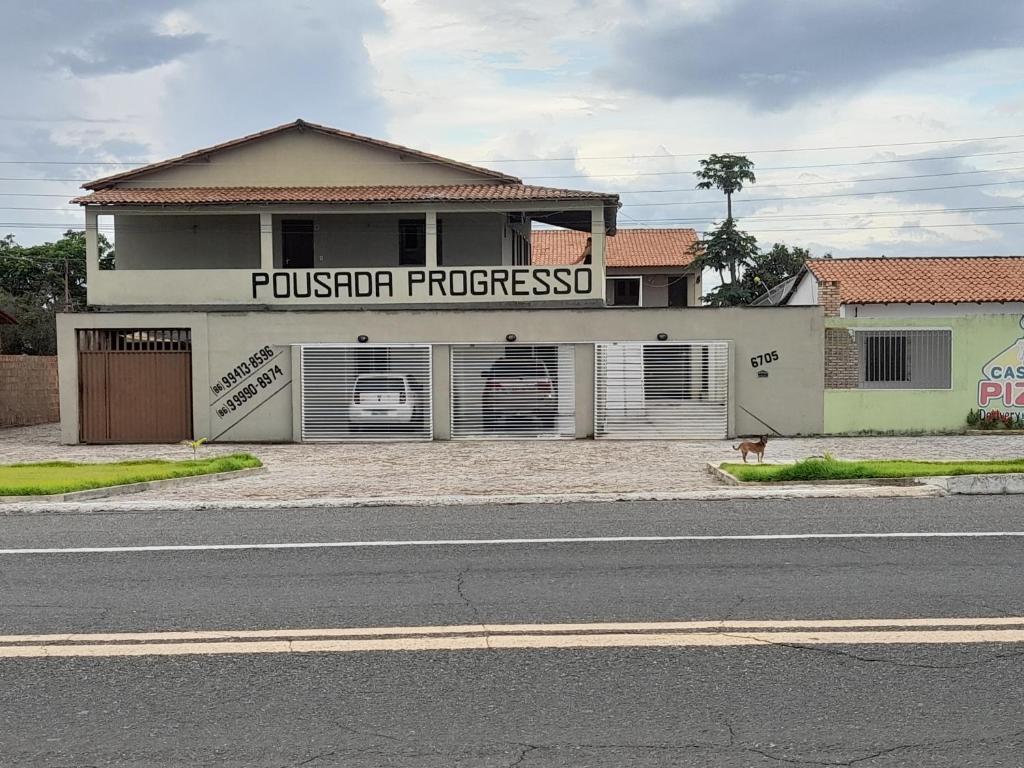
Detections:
[590, 206, 606, 302]
[425, 210, 438, 268]
[259, 212, 274, 270]
[84, 207, 99, 287]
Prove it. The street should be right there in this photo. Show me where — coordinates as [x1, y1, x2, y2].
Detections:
[2, 496, 1024, 766]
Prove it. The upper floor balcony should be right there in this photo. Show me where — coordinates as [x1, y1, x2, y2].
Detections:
[79, 190, 616, 310]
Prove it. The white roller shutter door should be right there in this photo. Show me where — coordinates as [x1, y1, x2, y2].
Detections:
[595, 342, 728, 439]
[451, 344, 575, 439]
[301, 344, 433, 441]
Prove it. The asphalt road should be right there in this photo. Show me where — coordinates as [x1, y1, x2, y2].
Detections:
[1, 497, 1024, 767]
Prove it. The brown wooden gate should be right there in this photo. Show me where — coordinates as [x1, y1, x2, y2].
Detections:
[78, 329, 193, 443]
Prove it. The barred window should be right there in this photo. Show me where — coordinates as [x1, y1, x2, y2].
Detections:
[855, 329, 951, 389]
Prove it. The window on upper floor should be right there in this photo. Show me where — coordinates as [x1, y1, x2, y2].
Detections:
[398, 219, 443, 266]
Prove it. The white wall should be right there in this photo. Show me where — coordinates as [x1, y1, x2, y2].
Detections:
[441, 213, 505, 266]
[115, 214, 260, 270]
[269, 212, 506, 268]
[787, 273, 818, 305]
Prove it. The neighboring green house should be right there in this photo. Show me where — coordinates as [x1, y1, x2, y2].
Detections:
[798, 257, 1024, 433]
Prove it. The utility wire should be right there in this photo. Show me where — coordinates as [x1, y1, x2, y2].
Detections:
[3, 131, 1024, 166]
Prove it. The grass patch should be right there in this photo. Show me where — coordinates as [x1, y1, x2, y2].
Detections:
[0, 453, 262, 496]
[722, 456, 1024, 483]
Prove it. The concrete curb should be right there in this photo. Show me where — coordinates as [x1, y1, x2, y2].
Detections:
[928, 473, 1024, 495]
[708, 462, 1024, 496]
[0, 466, 267, 504]
[707, 462, 921, 488]
[0, 483, 943, 516]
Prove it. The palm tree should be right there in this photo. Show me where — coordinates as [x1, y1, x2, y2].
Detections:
[695, 154, 756, 221]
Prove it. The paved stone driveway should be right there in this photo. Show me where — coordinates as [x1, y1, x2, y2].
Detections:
[2, 424, 1022, 502]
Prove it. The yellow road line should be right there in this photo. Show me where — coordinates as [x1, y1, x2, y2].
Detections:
[3, 629, 1024, 658]
[2, 616, 1024, 645]
[2, 618, 1024, 658]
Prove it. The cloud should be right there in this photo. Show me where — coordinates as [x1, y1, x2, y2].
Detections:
[53, 24, 210, 76]
[607, 0, 1024, 109]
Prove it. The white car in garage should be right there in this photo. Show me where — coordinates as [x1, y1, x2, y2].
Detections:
[349, 374, 427, 433]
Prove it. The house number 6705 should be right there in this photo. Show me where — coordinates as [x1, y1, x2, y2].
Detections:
[750, 350, 779, 368]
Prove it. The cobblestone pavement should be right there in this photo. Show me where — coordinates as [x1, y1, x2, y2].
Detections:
[2, 424, 1022, 503]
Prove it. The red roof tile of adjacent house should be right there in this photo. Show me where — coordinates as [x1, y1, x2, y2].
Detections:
[73, 184, 617, 206]
[806, 256, 1024, 304]
[84, 119, 520, 189]
[531, 228, 699, 268]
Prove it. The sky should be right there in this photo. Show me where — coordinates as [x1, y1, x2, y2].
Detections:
[4, 0, 1024, 270]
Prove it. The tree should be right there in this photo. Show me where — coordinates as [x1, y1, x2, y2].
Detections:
[691, 154, 759, 306]
[741, 243, 811, 301]
[695, 153, 756, 221]
[0, 230, 112, 354]
[693, 218, 760, 306]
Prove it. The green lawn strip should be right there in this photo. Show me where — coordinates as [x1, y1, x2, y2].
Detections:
[721, 457, 1024, 483]
[0, 453, 262, 496]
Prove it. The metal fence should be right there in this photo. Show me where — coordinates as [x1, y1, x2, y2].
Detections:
[301, 344, 433, 441]
[855, 329, 951, 390]
[594, 342, 729, 439]
[451, 344, 576, 439]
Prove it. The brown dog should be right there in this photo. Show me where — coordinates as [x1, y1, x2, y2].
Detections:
[732, 435, 768, 464]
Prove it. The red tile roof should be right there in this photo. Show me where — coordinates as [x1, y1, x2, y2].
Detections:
[531, 228, 699, 268]
[73, 184, 617, 207]
[806, 256, 1024, 304]
[85, 119, 520, 189]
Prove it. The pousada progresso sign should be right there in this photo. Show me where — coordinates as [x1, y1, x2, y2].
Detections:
[250, 267, 595, 303]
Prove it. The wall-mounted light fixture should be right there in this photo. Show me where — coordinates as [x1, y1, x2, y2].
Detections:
[505, 333, 517, 342]
[656, 332, 669, 341]
[357, 335, 369, 343]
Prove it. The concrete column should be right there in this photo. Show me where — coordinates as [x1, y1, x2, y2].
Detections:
[259, 212, 274, 270]
[55, 314, 79, 444]
[431, 344, 451, 439]
[291, 344, 304, 442]
[574, 343, 595, 438]
[590, 207, 606, 303]
[425, 211, 438, 268]
[84, 207, 99, 300]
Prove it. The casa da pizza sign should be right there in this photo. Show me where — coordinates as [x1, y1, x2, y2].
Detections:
[977, 315, 1024, 414]
[250, 267, 595, 303]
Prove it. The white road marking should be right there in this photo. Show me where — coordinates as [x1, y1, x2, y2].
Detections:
[2, 617, 1024, 657]
[1, 531, 1024, 555]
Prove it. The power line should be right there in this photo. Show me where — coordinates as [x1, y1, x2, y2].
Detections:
[6, 147, 1024, 183]
[622, 178, 1024, 207]
[624, 164, 1024, 193]
[3, 131, 1024, 167]
[10, 201, 1024, 229]
[10, 169, 1024, 206]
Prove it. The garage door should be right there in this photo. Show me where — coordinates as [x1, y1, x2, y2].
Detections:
[451, 344, 575, 439]
[301, 344, 432, 441]
[595, 342, 728, 439]
[78, 329, 193, 444]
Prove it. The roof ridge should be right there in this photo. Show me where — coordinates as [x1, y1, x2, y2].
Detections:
[84, 119, 522, 190]
[809, 255, 1024, 262]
